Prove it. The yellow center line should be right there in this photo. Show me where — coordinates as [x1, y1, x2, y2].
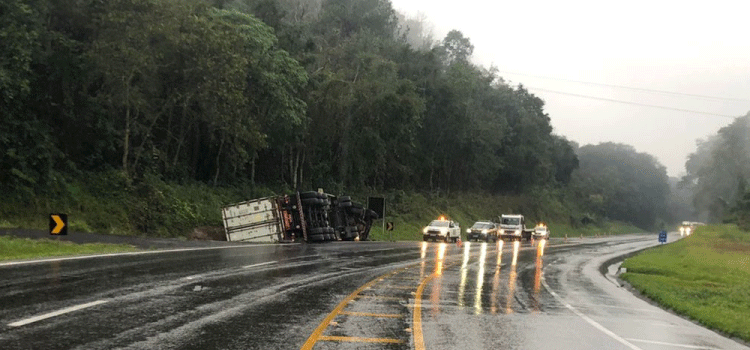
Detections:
[318, 335, 406, 344]
[413, 273, 435, 350]
[339, 311, 403, 318]
[413, 259, 462, 350]
[300, 265, 417, 350]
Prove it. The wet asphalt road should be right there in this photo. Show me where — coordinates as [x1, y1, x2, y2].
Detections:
[1, 235, 748, 350]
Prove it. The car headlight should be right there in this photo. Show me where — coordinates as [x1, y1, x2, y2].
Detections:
[466, 229, 471, 233]
[423, 227, 428, 234]
[482, 229, 488, 234]
[515, 230, 521, 235]
[440, 228, 448, 234]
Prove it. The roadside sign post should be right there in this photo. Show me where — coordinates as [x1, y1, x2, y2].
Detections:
[658, 230, 667, 244]
[49, 214, 68, 235]
[367, 197, 386, 241]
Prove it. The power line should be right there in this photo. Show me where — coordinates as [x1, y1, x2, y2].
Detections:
[523, 86, 738, 118]
[499, 70, 750, 103]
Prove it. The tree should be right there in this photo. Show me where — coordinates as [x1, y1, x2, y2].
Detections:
[682, 113, 750, 222]
[440, 30, 473, 65]
[573, 142, 671, 229]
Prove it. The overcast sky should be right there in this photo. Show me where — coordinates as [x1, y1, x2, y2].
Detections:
[390, 0, 750, 177]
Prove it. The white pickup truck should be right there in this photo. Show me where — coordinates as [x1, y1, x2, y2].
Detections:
[498, 214, 533, 241]
[532, 223, 550, 240]
[422, 217, 461, 242]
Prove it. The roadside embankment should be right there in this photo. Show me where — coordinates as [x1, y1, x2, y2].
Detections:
[0, 235, 139, 262]
[620, 225, 750, 343]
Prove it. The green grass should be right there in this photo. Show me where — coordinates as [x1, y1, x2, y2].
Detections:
[3, 174, 647, 241]
[621, 225, 750, 342]
[0, 235, 140, 261]
[0, 170, 272, 238]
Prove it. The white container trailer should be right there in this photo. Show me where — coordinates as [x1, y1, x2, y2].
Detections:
[222, 197, 284, 242]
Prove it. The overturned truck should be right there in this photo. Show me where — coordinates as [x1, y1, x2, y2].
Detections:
[221, 191, 379, 243]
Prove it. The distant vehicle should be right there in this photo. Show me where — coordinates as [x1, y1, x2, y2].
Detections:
[423, 216, 461, 242]
[533, 223, 550, 240]
[679, 221, 705, 236]
[499, 214, 533, 241]
[466, 221, 499, 242]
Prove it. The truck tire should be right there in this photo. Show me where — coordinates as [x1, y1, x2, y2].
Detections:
[302, 198, 319, 206]
[338, 201, 352, 208]
[338, 196, 351, 202]
[309, 234, 326, 242]
[349, 207, 363, 215]
[300, 191, 318, 199]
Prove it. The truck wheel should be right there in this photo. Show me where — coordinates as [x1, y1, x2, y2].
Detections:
[338, 201, 352, 208]
[309, 234, 326, 242]
[299, 191, 318, 199]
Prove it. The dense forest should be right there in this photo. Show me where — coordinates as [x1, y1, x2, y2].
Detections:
[1, 0, 575, 193]
[681, 113, 750, 229]
[1, 0, 745, 235]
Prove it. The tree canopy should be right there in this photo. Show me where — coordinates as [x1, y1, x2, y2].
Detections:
[0, 0, 685, 231]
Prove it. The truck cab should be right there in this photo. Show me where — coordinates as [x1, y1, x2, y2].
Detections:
[499, 214, 532, 241]
[423, 216, 461, 242]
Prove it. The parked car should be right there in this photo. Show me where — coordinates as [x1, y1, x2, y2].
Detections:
[466, 221, 499, 242]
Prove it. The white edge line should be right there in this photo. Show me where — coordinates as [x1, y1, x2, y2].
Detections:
[0, 243, 282, 268]
[625, 338, 723, 350]
[8, 300, 109, 327]
[242, 261, 277, 269]
[540, 267, 643, 350]
[182, 261, 279, 280]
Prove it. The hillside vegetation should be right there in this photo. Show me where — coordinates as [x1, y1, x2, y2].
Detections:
[0, 0, 690, 237]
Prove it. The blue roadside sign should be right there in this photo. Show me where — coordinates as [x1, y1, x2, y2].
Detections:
[658, 230, 667, 244]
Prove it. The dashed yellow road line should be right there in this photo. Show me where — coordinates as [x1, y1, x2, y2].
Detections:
[380, 285, 417, 290]
[300, 270, 401, 350]
[300, 265, 434, 349]
[318, 335, 406, 344]
[339, 311, 403, 318]
[355, 295, 403, 301]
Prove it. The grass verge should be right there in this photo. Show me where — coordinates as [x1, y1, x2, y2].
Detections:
[0, 236, 139, 262]
[620, 224, 750, 343]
